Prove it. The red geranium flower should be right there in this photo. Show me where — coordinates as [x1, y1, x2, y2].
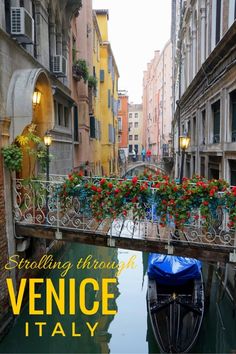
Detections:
[100, 178, 106, 185]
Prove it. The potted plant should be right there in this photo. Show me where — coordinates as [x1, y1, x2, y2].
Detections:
[72, 59, 89, 83]
[2, 144, 23, 172]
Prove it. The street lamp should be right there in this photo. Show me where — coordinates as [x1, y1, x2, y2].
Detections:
[44, 131, 52, 222]
[179, 132, 190, 183]
[44, 131, 52, 182]
[32, 90, 42, 108]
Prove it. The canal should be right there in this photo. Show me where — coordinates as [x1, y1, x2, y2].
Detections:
[0, 243, 236, 353]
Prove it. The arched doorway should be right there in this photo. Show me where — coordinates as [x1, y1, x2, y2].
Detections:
[7, 68, 54, 178]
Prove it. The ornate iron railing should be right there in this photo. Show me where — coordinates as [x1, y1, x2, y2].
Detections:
[12, 178, 236, 251]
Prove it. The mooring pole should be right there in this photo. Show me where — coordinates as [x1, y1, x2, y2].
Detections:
[205, 264, 214, 307]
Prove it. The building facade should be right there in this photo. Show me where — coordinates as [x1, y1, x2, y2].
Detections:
[118, 90, 129, 154]
[0, 0, 83, 330]
[142, 41, 173, 162]
[172, 0, 236, 183]
[128, 104, 143, 160]
[95, 9, 119, 176]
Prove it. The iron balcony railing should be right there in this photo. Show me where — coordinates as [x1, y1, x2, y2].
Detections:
[12, 177, 236, 252]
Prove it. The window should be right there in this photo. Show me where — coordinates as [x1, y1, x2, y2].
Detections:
[134, 135, 138, 140]
[192, 117, 196, 145]
[228, 0, 236, 27]
[129, 113, 132, 118]
[135, 113, 138, 118]
[129, 122, 133, 128]
[118, 99, 121, 110]
[192, 156, 196, 176]
[108, 124, 115, 143]
[58, 103, 63, 126]
[108, 56, 112, 73]
[72, 36, 76, 63]
[134, 144, 139, 153]
[55, 102, 71, 128]
[229, 160, 236, 185]
[129, 144, 133, 153]
[187, 120, 190, 135]
[118, 117, 122, 131]
[215, 0, 222, 44]
[163, 144, 169, 157]
[108, 90, 111, 108]
[134, 122, 138, 128]
[100, 70, 104, 82]
[129, 135, 133, 140]
[4, 0, 11, 33]
[74, 106, 79, 142]
[201, 157, 205, 177]
[230, 90, 236, 142]
[118, 135, 121, 143]
[201, 110, 206, 144]
[64, 107, 69, 127]
[212, 100, 220, 143]
[90, 116, 96, 138]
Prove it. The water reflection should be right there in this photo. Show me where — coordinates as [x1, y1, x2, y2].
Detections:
[0, 245, 236, 353]
[0, 244, 120, 354]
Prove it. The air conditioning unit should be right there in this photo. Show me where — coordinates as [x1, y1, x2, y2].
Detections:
[52, 55, 67, 77]
[11, 7, 34, 44]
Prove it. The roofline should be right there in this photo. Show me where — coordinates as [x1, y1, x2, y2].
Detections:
[94, 9, 109, 20]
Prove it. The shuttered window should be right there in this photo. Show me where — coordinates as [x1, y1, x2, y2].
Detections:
[100, 70, 104, 82]
[90, 115, 96, 138]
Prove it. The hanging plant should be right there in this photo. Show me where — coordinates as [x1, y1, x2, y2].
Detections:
[2, 144, 23, 172]
[88, 75, 97, 90]
[73, 59, 89, 83]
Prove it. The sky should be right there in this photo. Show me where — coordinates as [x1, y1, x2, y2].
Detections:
[92, 0, 172, 103]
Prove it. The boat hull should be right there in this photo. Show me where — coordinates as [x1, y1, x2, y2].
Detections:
[147, 273, 204, 353]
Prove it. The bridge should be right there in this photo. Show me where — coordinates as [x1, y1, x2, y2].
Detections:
[122, 161, 168, 177]
[13, 177, 236, 264]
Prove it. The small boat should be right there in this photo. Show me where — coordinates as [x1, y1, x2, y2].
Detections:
[147, 254, 204, 353]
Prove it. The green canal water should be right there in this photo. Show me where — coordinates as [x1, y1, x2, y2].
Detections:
[0, 243, 236, 354]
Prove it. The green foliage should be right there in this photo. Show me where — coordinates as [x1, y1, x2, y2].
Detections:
[2, 144, 23, 172]
[36, 144, 53, 173]
[88, 75, 97, 90]
[74, 59, 89, 83]
[59, 171, 236, 230]
[2, 124, 53, 175]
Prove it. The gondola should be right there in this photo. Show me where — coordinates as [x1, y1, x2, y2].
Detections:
[147, 254, 204, 353]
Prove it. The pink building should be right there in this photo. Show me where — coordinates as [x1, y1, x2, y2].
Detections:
[142, 40, 173, 162]
[69, 0, 93, 171]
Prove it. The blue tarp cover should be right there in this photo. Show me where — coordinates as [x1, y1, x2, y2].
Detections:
[148, 254, 202, 286]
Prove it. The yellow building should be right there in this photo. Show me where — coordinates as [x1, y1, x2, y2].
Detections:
[88, 12, 103, 176]
[94, 10, 119, 176]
